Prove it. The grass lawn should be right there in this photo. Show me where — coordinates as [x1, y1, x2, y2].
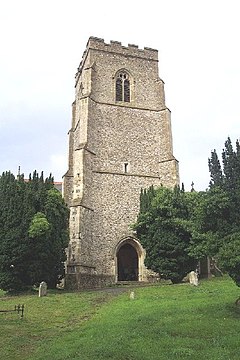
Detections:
[0, 277, 240, 360]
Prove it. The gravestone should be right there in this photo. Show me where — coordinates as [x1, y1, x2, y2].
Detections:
[189, 271, 198, 286]
[129, 291, 135, 300]
[39, 281, 47, 297]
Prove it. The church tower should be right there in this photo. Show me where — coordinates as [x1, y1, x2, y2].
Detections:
[63, 37, 179, 289]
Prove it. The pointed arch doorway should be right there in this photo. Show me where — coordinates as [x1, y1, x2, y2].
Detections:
[116, 238, 144, 282]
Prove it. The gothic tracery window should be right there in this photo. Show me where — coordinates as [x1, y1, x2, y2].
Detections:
[116, 71, 130, 102]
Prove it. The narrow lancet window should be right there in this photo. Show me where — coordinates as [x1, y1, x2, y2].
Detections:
[124, 79, 130, 102]
[116, 78, 123, 101]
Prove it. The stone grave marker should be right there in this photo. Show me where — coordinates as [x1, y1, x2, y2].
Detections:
[39, 281, 47, 297]
[189, 271, 198, 286]
[129, 291, 135, 300]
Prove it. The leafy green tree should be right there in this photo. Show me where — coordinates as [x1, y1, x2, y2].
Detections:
[134, 186, 197, 283]
[0, 171, 69, 291]
[28, 212, 51, 238]
[217, 233, 240, 287]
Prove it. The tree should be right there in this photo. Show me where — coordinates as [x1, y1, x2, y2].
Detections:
[209, 137, 240, 196]
[41, 189, 69, 287]
[0, 172, 28, 291]
[28, 212, 51, 238]
[217, 233, 240, 287]
[0, 171, 69, 291]
[208, 149, 223, 187]
[203, 137, 240, 287]
[134, 186, 197, 283]
[134, 137, 240, 288]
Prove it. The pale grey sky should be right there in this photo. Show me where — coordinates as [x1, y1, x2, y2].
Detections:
[0, 0, 239, 190]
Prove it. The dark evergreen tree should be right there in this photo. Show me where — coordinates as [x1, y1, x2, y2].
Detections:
[205, 137, 240, 287]
[42, 189, 69, 287]
[208, 149, 223, 188]
[209, 137, 240, 195]
[0, 171, 69, 291]
[0, 172, 28, 290]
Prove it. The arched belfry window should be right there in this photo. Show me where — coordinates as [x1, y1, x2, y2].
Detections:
[115, 71, 130, 102]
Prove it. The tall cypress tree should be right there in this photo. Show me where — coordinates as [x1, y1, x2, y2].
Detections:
[0, 172, 28, 290]
[208, 149, 223, 188]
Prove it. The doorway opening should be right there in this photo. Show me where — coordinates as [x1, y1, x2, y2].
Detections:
[117, 243, 138, 281]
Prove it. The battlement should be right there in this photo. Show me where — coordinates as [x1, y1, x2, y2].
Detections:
[87, 36, 158, 59]
[77, 36, 158, 74]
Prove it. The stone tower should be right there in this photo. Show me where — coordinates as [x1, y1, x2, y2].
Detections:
[63, 37, 179, 289]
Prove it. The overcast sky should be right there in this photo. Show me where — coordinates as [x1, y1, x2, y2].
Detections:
[0, 0, 239, 190]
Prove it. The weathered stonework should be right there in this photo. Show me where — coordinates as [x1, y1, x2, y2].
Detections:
[63, 37, 179, 289]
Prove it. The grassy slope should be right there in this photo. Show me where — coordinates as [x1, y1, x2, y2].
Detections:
[1, 277, 240, 360]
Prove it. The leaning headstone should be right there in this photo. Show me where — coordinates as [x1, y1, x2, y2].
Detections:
[189, 271, 198, 286]
[39, 281, 47, 297]
[129, 291, 135, 300]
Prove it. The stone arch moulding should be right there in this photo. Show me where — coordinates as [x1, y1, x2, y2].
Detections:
[114, 237, 145, 282]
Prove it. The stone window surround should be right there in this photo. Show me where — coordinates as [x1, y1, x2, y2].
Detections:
[115, 69, 133, 103]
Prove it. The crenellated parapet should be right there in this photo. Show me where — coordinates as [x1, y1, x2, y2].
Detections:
[76, 37, 158, 80]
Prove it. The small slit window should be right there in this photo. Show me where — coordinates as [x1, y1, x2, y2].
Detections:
[124, 163, 128, 173]
[68, 265, 76, 273]
[116, 72, 130, 102]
